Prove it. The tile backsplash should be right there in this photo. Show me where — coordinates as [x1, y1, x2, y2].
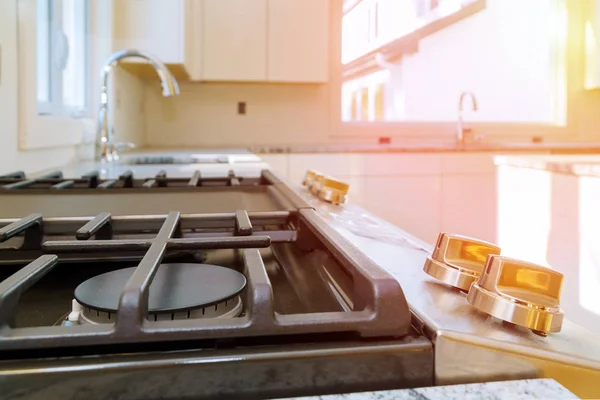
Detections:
[143, 82, 332, 147]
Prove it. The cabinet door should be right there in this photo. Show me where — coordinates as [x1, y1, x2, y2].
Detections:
[202, 0, 267, 81]
[441, 174, 497, 243]
[288, 154, 365, 184]
[366, 176, 442, 245]
[113, 0, 186, 64]
[259, 154, 290, 180]
[267, 0, 329, 83]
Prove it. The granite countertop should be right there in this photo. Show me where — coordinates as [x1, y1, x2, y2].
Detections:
[495, 154, 600, 177]
[248, 142, 600, 154]
[285, 379, 578, 400]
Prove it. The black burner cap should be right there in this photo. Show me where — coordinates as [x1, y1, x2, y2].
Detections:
[74, 263, 246, 314]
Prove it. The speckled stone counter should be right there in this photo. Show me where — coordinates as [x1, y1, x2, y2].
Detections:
[248, 142, 600, 154]
[285, 379, 578, 400]
[495, 154, 600, 177]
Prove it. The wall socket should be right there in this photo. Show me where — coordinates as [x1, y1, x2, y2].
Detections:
[237, 102, 246, 115]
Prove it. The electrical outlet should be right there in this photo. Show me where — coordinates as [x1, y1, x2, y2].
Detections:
[237, 102, 246, 115]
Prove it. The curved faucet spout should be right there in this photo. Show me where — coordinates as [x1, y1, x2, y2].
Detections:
[96, 49, 180, 162]
[457, 91, 478, 144]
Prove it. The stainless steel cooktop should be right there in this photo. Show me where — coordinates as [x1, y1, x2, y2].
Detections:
[0, 169, 429, 400]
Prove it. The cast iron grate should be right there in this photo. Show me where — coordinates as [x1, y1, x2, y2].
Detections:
[0, 209, 411, 352]
[0, 169, 264, 190]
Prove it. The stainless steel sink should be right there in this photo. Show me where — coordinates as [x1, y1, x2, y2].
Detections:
[125, 155, 229, 165]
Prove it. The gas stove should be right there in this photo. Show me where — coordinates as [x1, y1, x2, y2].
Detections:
[0, 169, 431, 400]
[3, 166, 600, 399]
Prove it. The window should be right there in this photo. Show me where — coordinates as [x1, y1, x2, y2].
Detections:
[340, 0, 567, 128]
[36, 0, 90, 118]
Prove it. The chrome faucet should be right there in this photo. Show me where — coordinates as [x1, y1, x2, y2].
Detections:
[96, 49, 180, 162]
[457, 91, 478, 144]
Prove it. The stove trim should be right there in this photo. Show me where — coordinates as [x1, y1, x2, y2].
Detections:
[0, 335, 433, 400]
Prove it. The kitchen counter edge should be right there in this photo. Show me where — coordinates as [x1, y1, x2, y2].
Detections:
[286, 378, 578, 400]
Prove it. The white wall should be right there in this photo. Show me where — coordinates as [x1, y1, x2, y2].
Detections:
[0, 0, 80, 174]
[393, 0, 561, 123]
[144, 82, 331, 147]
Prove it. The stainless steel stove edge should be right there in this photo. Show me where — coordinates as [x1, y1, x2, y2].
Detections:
[0, 336, 433, 400]
[292, 186, 600, 399]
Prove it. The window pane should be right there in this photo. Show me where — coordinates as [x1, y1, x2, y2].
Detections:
[341, 0, 566, 124]
[36, 0, 52, 104]
[60, 0, 88, 111]
[36, 0, 89, 116]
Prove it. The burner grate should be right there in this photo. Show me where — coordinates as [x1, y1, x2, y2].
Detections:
[0, 210, 296, 264]
[0, 169, 259, 191]
[0, 207, 411, 352]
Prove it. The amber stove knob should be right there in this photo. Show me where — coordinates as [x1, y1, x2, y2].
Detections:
[467, 255, 564, 336]
[423, 233, 500, 291]
[317, 176, 349, 204]
[309, 173, 325, 195]
[302, 170, 319, 187]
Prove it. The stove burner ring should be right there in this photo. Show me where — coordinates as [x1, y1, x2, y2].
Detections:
[76, 296, 243, 324]
[73, 263, 246, 323]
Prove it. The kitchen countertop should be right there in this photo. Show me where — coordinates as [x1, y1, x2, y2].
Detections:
[286, 379, 577, 400]
[495, 154, 600, 177]
[248, 142, 600, 154]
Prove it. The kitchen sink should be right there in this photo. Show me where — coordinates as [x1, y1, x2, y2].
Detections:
[122, 151, 263, 165]
[125, 155, 229, 165]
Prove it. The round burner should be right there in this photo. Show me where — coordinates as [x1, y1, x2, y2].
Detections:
[74, 263, 246, 323]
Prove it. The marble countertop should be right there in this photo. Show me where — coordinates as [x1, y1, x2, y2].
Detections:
[248, 142, 600, 154]
[495, 154, 600, 177]
[285, 379, 577, 400]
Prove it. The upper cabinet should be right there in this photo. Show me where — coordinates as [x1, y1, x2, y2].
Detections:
[268, 0, 329, 83]
[112, 0, 193, 79]
[200, 0, 329, 83]
[114, 0, 330, 83]
[202, 0, 268, 81]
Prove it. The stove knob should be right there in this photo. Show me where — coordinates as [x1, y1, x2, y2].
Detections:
[467, 255, 564, 336]
[309, 173, 325, 195]
[423, 233, 500, 291]
[317, 176, 349, 204]
[302, 170, 319, 187]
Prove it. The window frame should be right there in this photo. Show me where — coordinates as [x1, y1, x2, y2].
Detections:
[331, 0, 578, 142]
[18, 0, 94, 150]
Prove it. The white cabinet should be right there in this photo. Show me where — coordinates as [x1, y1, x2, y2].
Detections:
[441, 174, 497, 243]
[201, 0, 268, 81]
[267, 0, 329, 83]
[284, 152, 502, 246]
[199, 0, 329, 83]
[288, 154, 365, 183]
[113, 0, 191, 65]
[366, 176, 442, 244]
[260, 154, 290, 180]
[112, 0, 329, 83]
[440, 154, 498, 243]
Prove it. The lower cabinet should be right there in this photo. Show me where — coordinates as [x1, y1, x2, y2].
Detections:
[259, 155, 289, 180]
[441, 173, 497, 243]
[366, 176, 442, 244]
[267, 152, 499, 245]
[495, 165, 600, 335]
